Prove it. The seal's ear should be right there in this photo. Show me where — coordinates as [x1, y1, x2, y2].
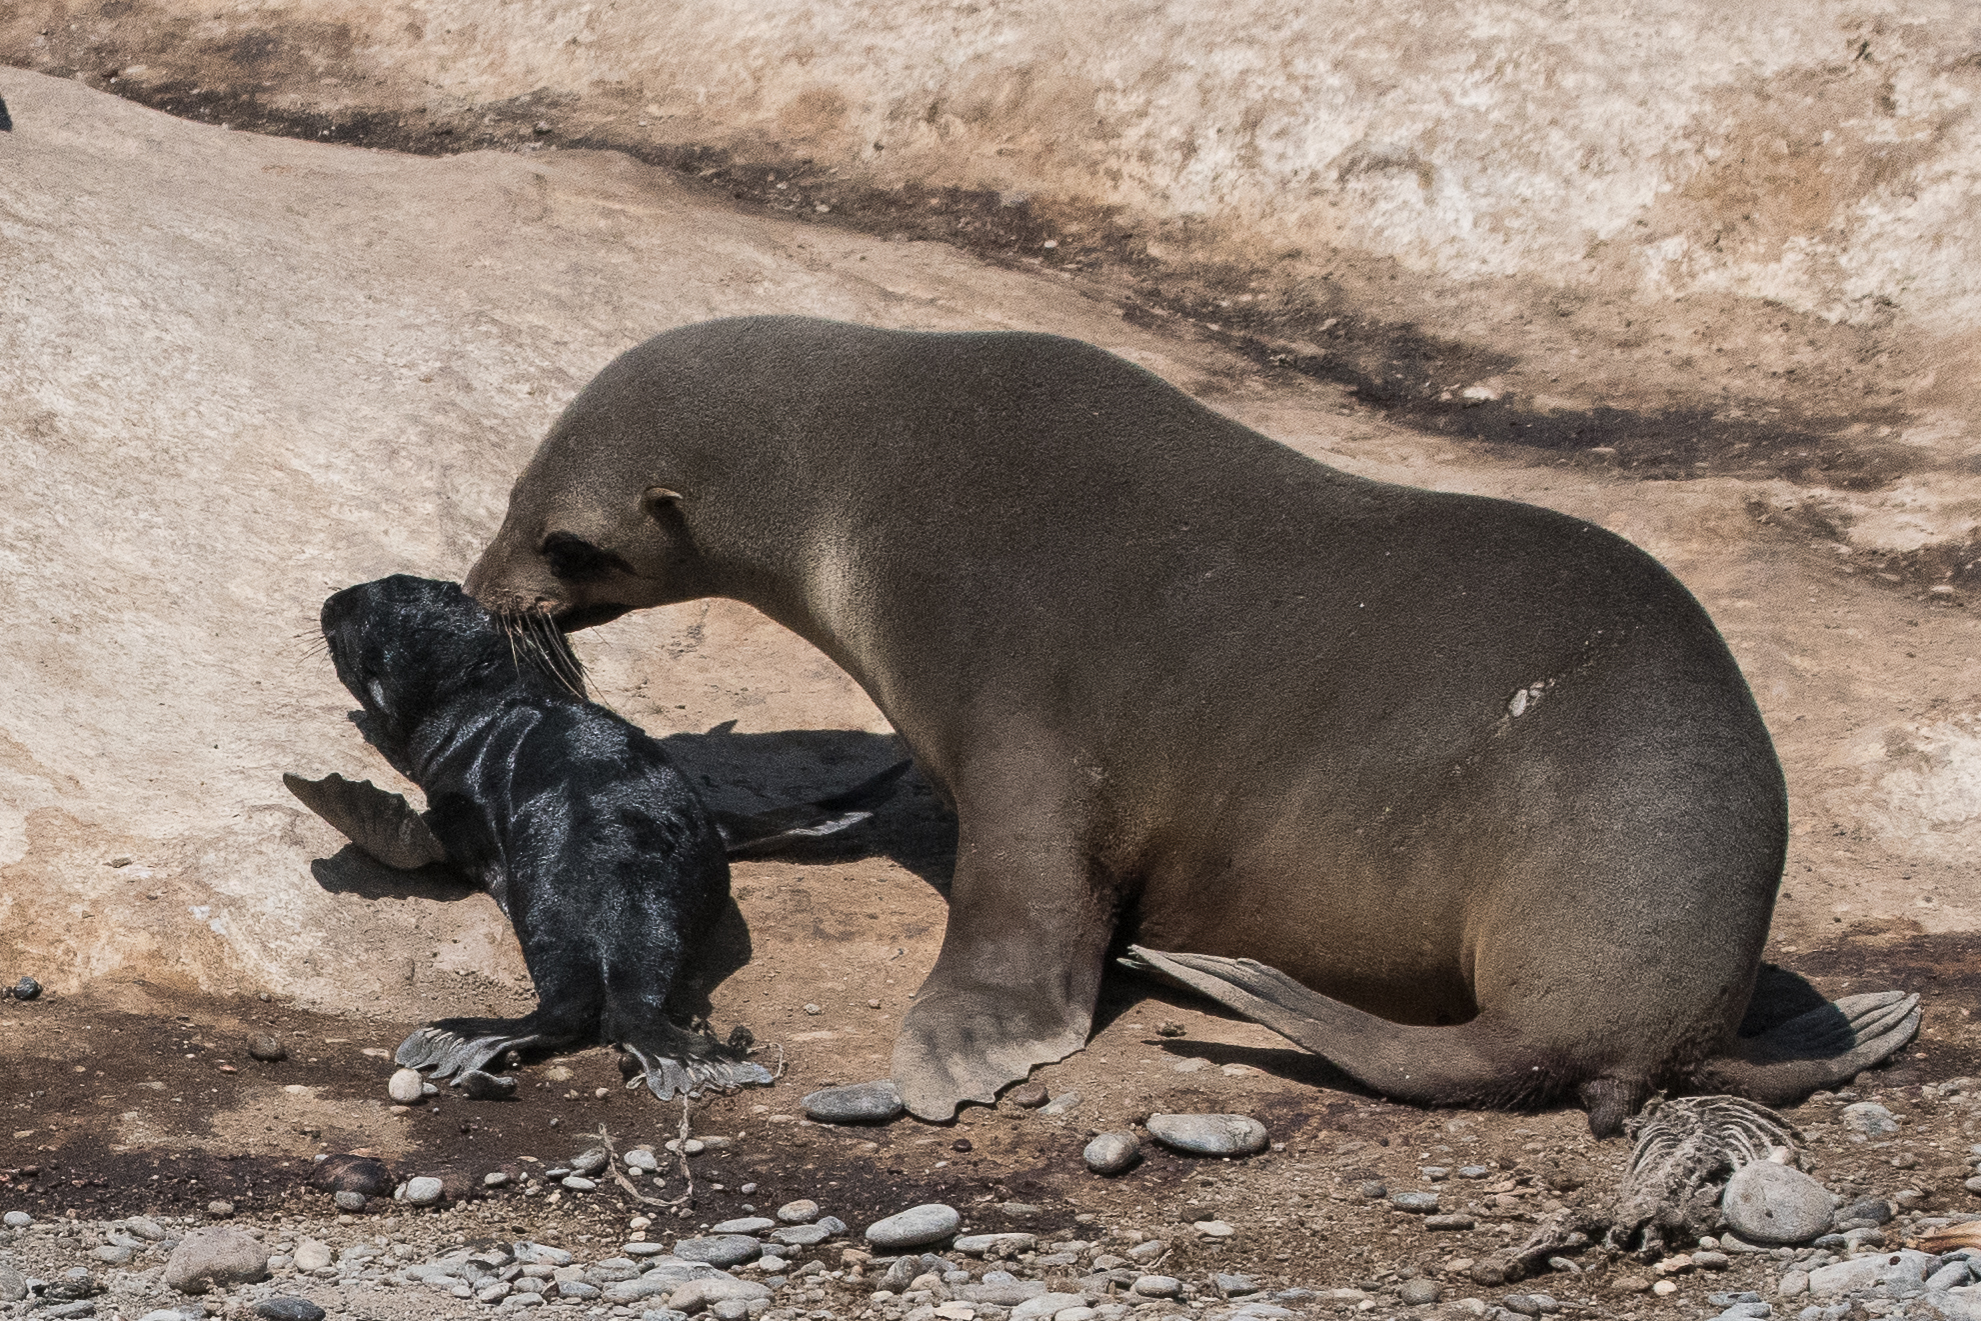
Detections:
[642, 487, 683, 519]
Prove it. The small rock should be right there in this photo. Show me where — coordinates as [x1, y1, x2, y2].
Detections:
[956, 1233, 1039, 1257]
[1399, 1280, 1442, 1306]
[768, 1223, 833, 1246]
[292, 1241, 332, 1271]
[709, 1301, 750, 1321]
[1720, 1162, 1835, 1245]
[403, 1176, 444, 1206]
[866, 1204, 962, 1249]
[1005, 1082, 1050, 1108]
[625, 1148, 659, 1172]
[1084, 1132, 1141, 1176]
[571, 1147, 609, 1176]
[1456, 1166, 1490, 1179]
[1692, 1251, 1731, 1271]
[387, 1069, 425, 1104]
[1145, 1113, 1268, 1157]
[560, 1176, 596, 1191]
[205, 1200, 234, 1217]
[1840, 1102, 1900, 1138]
[1193, 1220, 1235, 1238]
[804, 1003, 823, 1015]
[255, 1298, 327, 1321]
[1610, 1277, 1651, 1294]
[1039, 1091, 1082, 1116]
[777, 1199, 820, 1223]
[0, 1267, 26, 1302]
[665, 1279, 772, 1313]
[1215, 1275, 1261, 1298]
[670, 1235, 763, 1268]
[484, 1171, 510, 1187]
[1356, 1181, 1388, 1199]
[713, 1217, 777, 1235]
[1500, 1295, 1560, 1316]
[1834, 1197, 1893, 1225]
[163, 1226, 270, 1294]
[4, 1211, 33, 1228]
[1776, 1271, 1809, 1298]
[12, 977, 40, 1001]
[804, 1079, 905, 1124]
[1390, 1192, 1440, 1213]
[246, 1035, 288, 1062]
[1010, 1294, 1089, 1321]
[1425, 1215, 1475, 1231]
[332, 1191, 366, 1213]
[1133, 1277, 1182, 1298]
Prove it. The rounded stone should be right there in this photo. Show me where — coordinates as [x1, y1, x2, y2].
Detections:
[12, 977, 41, 1002]
[624, 1149, 659, 1172]
[484, 1172, 510, 1187]
[387, 1069, 425, 1104]
[803, 1080, 904, 1124]
[1083, 1132, 1142, 1176]
[403, 1176, 444, 1207]
[777, 1199, 821, 1224]
[712, 1217, 776, 1235]
[1840, 1103, 1900, 1138]
[246, 1035, 288, 1063]
[256, 1298, 327, 1321]
[865, 1203, 962, 1249]
[163, 1226, 270, 1294]
[4, 1211, 32, 1228]
[1721, 1162, 1836, 1245]
[1390, 1192, 1440, 1213]
[1132, 1277, 1182, 1299]
[570, 1147, 610, 1175]
[1399, 1279, 1442, 1306]
[560, 1177, 596, 1191]
[670, 1236, 763, 1268]
[1145, 1113, 1269, 1157]
[332, 1191, 367, 1213]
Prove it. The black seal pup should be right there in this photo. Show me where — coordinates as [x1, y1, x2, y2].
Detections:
[460, 316, 1919, 1134]
[287, 573, 901, 1100]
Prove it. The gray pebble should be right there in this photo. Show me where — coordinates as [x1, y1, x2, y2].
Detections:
[484, 1172, 510, 1187]
[866, 1203, 961, 1249]
[1216, 1275, 1262, 1297]
[1356, 1181, 1387, 1199]
[560, 1176, 596, 1191]
[712, 1217, 776, 1235]
[556, 1282, 600, 1300]
[387, 1069, 425, 1104]
[1425, 1214, 1475, 1230]
[1039, 1090, 1083, 1116]
[333, 1191, 367, 1213]
[624, 1243, 670, 1257]
[163, 1226, 268, 1294]
[1457, 1166, 1490, 1179]
[571, 1147, 610, 1176]
[1840, 1102, 1900, 1138]
[1835, 1197, 1893, 1226]
[5, 1210, 36, 1228]
[404, 1176, 444, 1207]
[42, 1305, 93, 1320]
[1501, 1295, 1560, 1316]
[802, 1079, 904, 1124]
[12, 977, 40, 1001]
[767, 1223, 832, 1247]
[126, 1218, 166, 1241]
[91, 1246, 132, 1265]
[1084, 1132, 1141, 1176]
[0, 1267, 26, 1302]
[1399, 1279, 1442, 1306]
[246, 1035, 288, 1063]
[1133, 1276, 1182, 1299]
[255, 1299, 327, 1321]
[777, 1199, 820, 1224]
[710, 1301, 751, 1321]
[1721, 1163, 1835, 1245]
[1145, 1113, 1268, 1157]
[624, 1149, 659, 1172]
[670, 1236, 763, 1268]
[1390, 1192, 1440, 1213]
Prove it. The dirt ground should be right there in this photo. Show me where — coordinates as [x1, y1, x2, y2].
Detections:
[7, 33, 1981, 1318]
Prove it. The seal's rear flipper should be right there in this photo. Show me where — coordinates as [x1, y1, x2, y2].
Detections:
[284, 772, 449, 870]
[1692, 991, 1921, 1103]
[616, 1021, 774, 1101]
[396, 1014, 584, 1084]
[713, 759, 913, 857]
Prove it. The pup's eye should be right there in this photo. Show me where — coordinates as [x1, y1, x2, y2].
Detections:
[540, 533, 631, 582]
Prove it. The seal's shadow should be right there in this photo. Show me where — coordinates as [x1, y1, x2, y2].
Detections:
[305, 726, 958, 1018]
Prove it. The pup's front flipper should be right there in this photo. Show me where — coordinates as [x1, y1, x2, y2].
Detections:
[618, 1020, 774, 1102]
[396, 1010, 587, 1093]
[284, 772, 449, 870]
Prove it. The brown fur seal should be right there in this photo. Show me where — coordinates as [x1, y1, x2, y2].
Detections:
[464, 316, 1919, 1135]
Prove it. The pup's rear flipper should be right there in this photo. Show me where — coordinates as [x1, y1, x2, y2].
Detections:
[284, 772, 449, 870]
[1693, 991, 1921, 1102]
[713, 760, 912, 857]
[617, 1020, 774, 1101]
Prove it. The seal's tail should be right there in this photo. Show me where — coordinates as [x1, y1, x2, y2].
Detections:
[710, 759, 912, 857]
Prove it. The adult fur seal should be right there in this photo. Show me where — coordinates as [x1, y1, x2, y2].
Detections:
[464, 316, 1919, 1135]
[287, 573, 903, 1099]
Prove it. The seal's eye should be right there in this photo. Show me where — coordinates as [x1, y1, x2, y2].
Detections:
[540, 533, 631, 583]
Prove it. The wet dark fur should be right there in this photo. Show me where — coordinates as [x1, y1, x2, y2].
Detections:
[314, 574, 769, 1099]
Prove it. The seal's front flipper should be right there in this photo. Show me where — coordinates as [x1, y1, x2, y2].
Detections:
[617, 1021, 773, 1101]
[284, 772, 449, 870]
[1694, 991, 1921, 1103]
[713, 759, 913, 857]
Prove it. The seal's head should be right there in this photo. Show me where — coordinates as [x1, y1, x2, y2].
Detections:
[320, 574, 584, 759]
